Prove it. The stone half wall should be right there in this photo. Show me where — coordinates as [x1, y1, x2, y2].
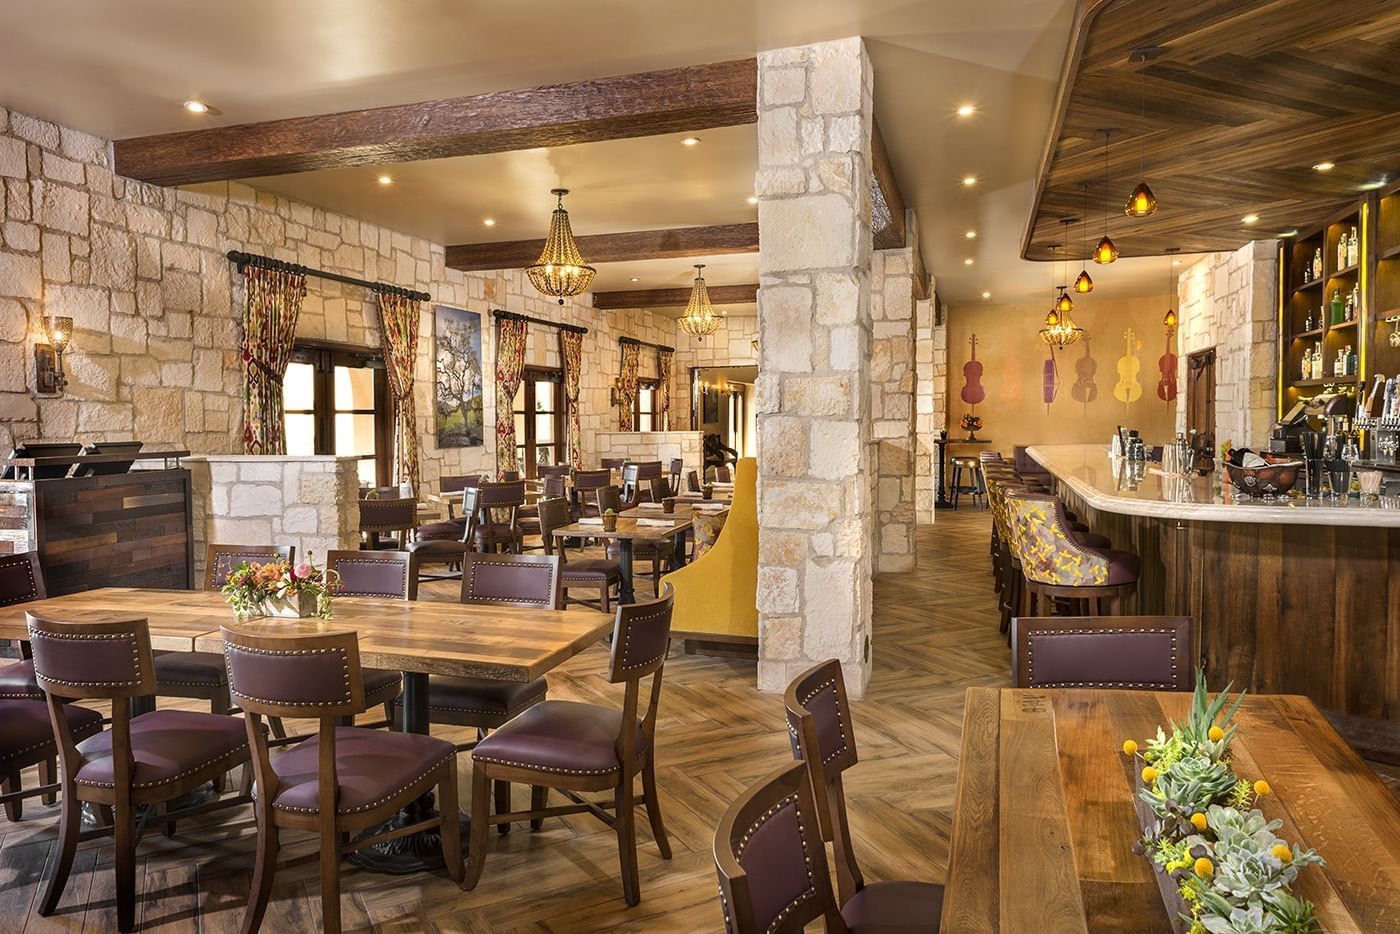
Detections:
[591, 431, 702, 474]
[869, 226, 917, 571]
[186, 454, 360, 580]
[0, 104, 681, 493]
[1175, 240, 1279, 450]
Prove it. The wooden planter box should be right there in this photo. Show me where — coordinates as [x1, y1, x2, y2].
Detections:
[255, 591, 319, 619]
[1122, 755, 1193, 934]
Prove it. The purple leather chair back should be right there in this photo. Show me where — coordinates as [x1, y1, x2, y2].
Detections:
[476, 480, 526, 508]
[359, 486, 402, 500]
[326, 550, 414, 600]
[222, 627, 364, 717]
[26, 614, 154, 700]
[713, 465, 733, 483]
[441, 474, 483, 495]
[687, 470, 702, 492]
[0, 551, 46, 606]
[542, 475, 567, 498]
[648, 476, 671, 501]
[358, 497, 417, 532]
[599, 458, 626, 470]
[538, 464, 571, 480]
[784, 659, 858, 777]
[536, 498, 571, 546]
[595, 485, 623, 515]
[500, 469, 521, 483]
[607, 586, 674, 683]
[205, 544, 294, 591]
[1011, 616, 1192, 691]
[461, 553, 561, 609]
[630, 461, 663, 480]
[573, 469, 610, 492]
[713, 761, 842, 934]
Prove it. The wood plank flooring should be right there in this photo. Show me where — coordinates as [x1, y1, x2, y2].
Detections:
[0, 509, 1391, 931]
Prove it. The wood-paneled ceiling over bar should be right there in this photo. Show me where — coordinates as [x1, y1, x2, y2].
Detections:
[1022, 0, 1400, 262]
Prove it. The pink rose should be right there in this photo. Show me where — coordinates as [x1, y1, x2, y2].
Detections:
[294, 563, 312, 579]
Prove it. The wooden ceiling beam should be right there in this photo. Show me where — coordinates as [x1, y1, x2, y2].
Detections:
[114, 58, 757, 186]
[870, 119, 907, 250]
[912, 246, 931, 302]
[445, 222, 758, 272]
[593, 283, 757, 310]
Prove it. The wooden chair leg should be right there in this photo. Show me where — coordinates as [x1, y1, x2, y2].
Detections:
[600, 584, 611, 615]
[494, 780, 511, 835]
[242, 806, 279, 934]
[39, 758, 57, 806]
[268, 717, 287, 740]
[615, 774, 640, 907]
[440, 764, 464, 884]
[530, 786, 547, 831]
[641, 755, 671, 859]
[464, 767, 490, 890]
[115, 802, 137, 932]
[38, 784, 80, 916]
[2, 773, 20, 821]
[319, 813, 342, 934]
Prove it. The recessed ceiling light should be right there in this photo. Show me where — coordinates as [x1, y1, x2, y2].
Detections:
[962, 176, 977, 187]
[377, 175, 393, 186]
[183, 100, 210, 114]
[1241, 214, 1259, 224]
[1312, 161, 1335, 172]
[482, 218, 496, 226]
[630, 277, 639, 282]
[746, 196, 759, 205]
[1360, 179, 1386, 191]
[1172, 259, 1182, 266]
[982, 291, 991, 299]
[956, 104, 976, 117]
[681, 137, 701, 146]
[964, 258, 975, 266]
[964, 230, 977, 239]
[1280, 229, 1299, 238]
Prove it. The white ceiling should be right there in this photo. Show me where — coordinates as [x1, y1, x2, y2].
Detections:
[0, 0, 1201, 303]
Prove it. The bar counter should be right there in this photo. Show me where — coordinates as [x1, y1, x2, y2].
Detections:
[1026, 445, 1400, 743]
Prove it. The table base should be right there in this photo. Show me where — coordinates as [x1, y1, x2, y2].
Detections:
[347, 792, 469, 875]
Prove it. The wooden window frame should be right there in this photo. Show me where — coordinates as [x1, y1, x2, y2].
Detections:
[512, 366, 566, 478]
[285, 340, 393, 487]
[633, 378, 660, 432]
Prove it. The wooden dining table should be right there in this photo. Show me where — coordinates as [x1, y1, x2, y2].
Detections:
[551, 514, 692, 604]
[942, 688, 1400, 932]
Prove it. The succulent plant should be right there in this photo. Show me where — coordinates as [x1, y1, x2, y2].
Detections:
[1141, 755, 1237, 823]
[1263, 891, 1321, 933]
[1199, 905, 1275, 934]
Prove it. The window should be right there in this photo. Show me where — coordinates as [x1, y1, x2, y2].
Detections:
[282, 343, 392, 486]
[634, 379, 659, 432]
[511, 367, 565, 477]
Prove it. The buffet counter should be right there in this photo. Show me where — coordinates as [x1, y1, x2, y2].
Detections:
[1026, 444, 1400, 745]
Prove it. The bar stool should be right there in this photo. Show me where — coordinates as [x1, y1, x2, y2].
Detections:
[1003, 489, 1139, 616]
[949, 456, 985, 509]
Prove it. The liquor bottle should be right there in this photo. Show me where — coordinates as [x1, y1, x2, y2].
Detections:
[1303, 260, 1312, 284]
[1338, 233, 1348, 269]
[1313, 248, 1323, 280]
[1350, 283, 1360, 319]
[1347, 228, 1359, 267]
[1305, 310, 1314, 332]
[1314, 343, 1324, 379]
[1330, 288, 1345, 325]
[1301, 348, 1312, 381]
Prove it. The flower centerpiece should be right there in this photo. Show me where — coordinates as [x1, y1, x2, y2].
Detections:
[1124, 671, 1325, 933]
[960, 413, 983, 441]
[220, 560, 338, 620]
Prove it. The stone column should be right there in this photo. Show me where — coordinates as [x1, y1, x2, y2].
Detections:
[870, 212, 917, 571]
[914, 288, 944, 524]
[754, 38, 874, 697]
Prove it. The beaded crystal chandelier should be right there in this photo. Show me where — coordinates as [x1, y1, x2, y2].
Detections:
[526, 189, 596, 304]
[679, 264, 721, 340]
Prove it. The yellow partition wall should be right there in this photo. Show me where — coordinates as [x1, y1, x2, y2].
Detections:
[661, 456, 757, 642]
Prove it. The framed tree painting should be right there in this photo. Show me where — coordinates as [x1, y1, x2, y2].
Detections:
[434, 305, 484, 447]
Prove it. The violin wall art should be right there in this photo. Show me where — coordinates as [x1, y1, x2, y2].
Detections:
[1157, 322, 1178, 404]
[960, 333, 986, 410]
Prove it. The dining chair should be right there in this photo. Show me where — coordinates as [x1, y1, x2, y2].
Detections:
[538, 464, 572, 481]
[27, 613, 253, 933]
[0, 551, 47, 701]
[623, 462, 663, 505]
[358, 496, 418, 549]
[687, 469, 702, 492]
[323, 550, 415, 726]
[408, 486, 479, 584]
[1002, 489, 1139, 616]
[222, 626, 461, 934]
[714, 761, 848, 933]
[419, 474, 482, 537]
[538, 496, 620, 612]
[573, 469, 612, 517]
[1010, 616, 1193, 691]
[465, 587, 675, 906]
[600, 457, 627, 471]
[667, 458, 683, 496]
[785, 659, 944, 927]
[648, 476, 671, 503]
[359, 485, 402, 499]
[1, 697, 103, 822]
[471, 480, 527, 553]
[713, 465, 733, 483]
[501, 469, 521, 482]
[597, 485, 670, 596]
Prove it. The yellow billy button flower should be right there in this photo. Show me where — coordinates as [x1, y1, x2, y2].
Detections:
[1254, 780, 1272, 796]
[1141, 766, 1159, 784]
[1122, 739, 1138, 756]
[1190, 812, 1208, 831]
[1207, 726, 1225, 742]
[1193, 857, 1214, 878]
[1271, 844, 1292, 863]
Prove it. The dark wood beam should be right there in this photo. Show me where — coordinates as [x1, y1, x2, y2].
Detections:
[592, 283, 758, 310]
[870, 119, 907, 251]
[114, 59, 758, 186]
[912, 246, 931, 302]
[446, 223, 758, 272]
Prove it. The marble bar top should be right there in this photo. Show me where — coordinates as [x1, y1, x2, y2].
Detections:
[1026, 444, 1400, 527]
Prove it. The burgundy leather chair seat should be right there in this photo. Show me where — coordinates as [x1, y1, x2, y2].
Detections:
[362, 668, 402, 707]
[0, 699, 102, 772]
[1091, 548, 1142, 585]
[417, 517, 467, 541]
[408, 538, 469, 559]
[841, 879, 945, 932]
[267, 727, 455, 815]
[420, 675, 547, 719]
[0, 659, 41, 699]
[472, 700, 647, 776]
[561, 557, 621, 583]
[1072, 531, 1113, 550]
[152, 651, 227, 688]
[475, 522, 524, 548]
[74, 709, 249, 789]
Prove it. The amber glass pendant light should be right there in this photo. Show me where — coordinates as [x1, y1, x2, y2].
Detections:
[1123, 50, 1160, 218]
[1041, 239, 1084, 350]
[1074, 187, 1094, 293]
[1094, 131, 1118, 264]
[1162, 247, 1179, 329]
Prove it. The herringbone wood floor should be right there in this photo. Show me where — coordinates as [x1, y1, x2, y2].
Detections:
[1, 511, 1391, 932]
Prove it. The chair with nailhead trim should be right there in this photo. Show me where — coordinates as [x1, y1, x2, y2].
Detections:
[0, 551, 54, 814]
[1011, 616, 1193, 691]
[713, 760, 848, 933]
[464, 586, 675, 906]
[784, 660, 944, 930]
[1, 697, 104, 823]
[1002, 489, 1139, 617]
[26, 613, 253, 933]
[222, 625, 461, 934]
[321, 550, 414, 728]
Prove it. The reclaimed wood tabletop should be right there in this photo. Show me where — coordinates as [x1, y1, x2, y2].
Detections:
[942, 688, 1400, 933]
[550, 515, 693, 543]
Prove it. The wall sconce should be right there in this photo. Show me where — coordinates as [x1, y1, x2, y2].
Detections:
[609, 378, 623, 407]
[35, 316, 73, 395]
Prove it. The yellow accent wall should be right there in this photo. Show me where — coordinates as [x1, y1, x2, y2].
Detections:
[660, 456, 757, 639]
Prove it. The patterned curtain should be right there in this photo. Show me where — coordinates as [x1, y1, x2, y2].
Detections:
[559, 329, 584, 469]
[377, 292, 421, 493]
[240, 266, 307, 454]
[618, 341, 641, 430]
[656, 349, 673, 432]
[495, 317, 529, 476]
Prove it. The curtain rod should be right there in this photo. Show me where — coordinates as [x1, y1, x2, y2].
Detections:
[619, 336, 675, 354]
[227, 250, 431, 302]
[491, 309, 588, 335]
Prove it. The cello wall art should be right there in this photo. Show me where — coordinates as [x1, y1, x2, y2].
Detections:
[960, 333, 986, 410]
[1071, 338, 1098, 414]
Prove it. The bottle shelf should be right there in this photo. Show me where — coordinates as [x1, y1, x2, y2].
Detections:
[1290, 377, 1362, 388]
[1291, 278, 1325, 295]
[1291, 327, 1325, 340]
[1329, 263, 1360, 278]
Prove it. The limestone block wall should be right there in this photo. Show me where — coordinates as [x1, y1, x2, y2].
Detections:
[591, 431, 702, 474]
[187, 454, 360, 580]
[1176, 240, 1279, 449]
[755, 38, 875, 697]
[914, 293, 948, 522]
[0, 104, 679, 494]
[671, 314, 759, 429]
[870, 224, 917, 571]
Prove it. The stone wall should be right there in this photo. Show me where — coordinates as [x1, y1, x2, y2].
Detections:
[914, 293, 947, 522]
[869, 224, 917, 571]
[187, 454, 361, 579]
[1176, 240, 1279, 449]
[0, 104, 681, 489]
[591, 430, 703, 474]
[755, 37, 874, 697]
[671, 314, 759, 429]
